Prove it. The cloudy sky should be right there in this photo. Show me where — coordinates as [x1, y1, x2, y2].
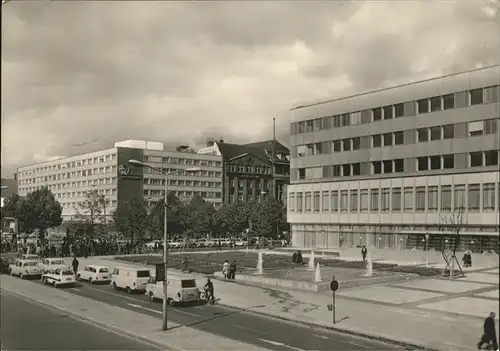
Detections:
[1, 0, 499, 177]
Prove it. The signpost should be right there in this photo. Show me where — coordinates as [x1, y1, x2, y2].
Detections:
[327, 276, 339, 324]
[155, 263, 165, 283]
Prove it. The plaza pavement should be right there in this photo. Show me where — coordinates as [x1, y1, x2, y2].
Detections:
[70, 254, 499, 351]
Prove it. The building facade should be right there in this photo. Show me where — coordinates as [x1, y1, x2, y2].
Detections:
[17, 140, 223, 224]
[287, 65, 500, 252]
[198, 139, 290, 204]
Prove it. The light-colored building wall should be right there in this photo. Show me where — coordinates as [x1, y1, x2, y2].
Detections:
[288, 65, 500, 251]
[17, 148, 119, 221]
[142, 150, 223, 205]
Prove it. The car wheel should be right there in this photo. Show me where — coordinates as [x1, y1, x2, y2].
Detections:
[9, 270, 14, 276]
[149, 292, 155, 302]
[88, 278, 93, 284]
[77, 274, 81, 281]
[112, 282, 118, 290]
[167, 298, 174, 305]
[20, 274, 24, 279]
[126, 287, 132, 294]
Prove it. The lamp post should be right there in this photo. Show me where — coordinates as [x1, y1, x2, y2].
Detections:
[128, 159, 200, 331]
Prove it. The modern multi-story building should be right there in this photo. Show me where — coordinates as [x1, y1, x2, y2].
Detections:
[198, 139, 290, 204]
[17, 140, 223, 225]
[287, 65, 500, 252]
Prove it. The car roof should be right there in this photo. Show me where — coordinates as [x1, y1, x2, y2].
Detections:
[20, 259, 38, 263]
[87, 264, 108, 269]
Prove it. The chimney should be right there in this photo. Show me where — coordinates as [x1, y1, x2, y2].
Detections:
[219, 138, 224, 144]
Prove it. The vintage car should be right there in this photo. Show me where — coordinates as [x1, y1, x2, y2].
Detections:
[8, 259, 42, 279]
[39, 258, 68, 274]
[145, 276, 201, 305]
[41, 267, 76, 287]
[77, 264, 111, 284]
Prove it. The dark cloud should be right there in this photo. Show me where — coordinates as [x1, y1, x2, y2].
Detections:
[1, 0, 499, 177]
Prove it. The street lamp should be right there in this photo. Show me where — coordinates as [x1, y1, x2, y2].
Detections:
[128, 159, 201, 331]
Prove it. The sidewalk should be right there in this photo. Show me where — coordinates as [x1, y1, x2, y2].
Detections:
[84, 255, 498, 351]
[0, 274, 268, 351]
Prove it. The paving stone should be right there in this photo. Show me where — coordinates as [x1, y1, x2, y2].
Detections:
[393, 279, 490, 293]
[337, 286, 443, 304]
[418, 297, 500, 319]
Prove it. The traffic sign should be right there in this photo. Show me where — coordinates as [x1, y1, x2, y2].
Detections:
[330, 279, 339, 292]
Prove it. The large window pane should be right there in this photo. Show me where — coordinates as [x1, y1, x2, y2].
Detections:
[288, 193, 295, 212]
[428, 186, 438, 211]
[340, 190, 348, 212]
[467, 184, 480, 211]
[370, 189, 379, 211]
[381, 188, 390, 212]
[313, 191, 320, 212]
[483, 183, 495, 211]
[331, 191, 339, 212]
[441, 185, 452, 212]
[322, 191, 330, 212]
[360, 189, 369, 211]
[454, 185, 466, 209]
[305, 192, 312, 212]
[350, 190, 358, 212]
[297, 193, 303, 212]
[404, 187, 413, 211]
[415, 186, 426, 212]
[392, 188, 401, 211]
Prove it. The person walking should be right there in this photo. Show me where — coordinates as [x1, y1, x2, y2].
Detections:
[361, 246, 368, 262]
[222, 260, 230, 279]
[478, 312, 498, 350]
[72, 256, 79, 277]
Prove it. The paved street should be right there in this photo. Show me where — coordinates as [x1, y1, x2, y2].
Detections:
[24, 278, 399, 350]
[0, 291, 160, 350]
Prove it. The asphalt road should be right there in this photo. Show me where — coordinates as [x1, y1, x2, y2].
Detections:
[17, 278, 401, 351]
[0, 291, 160, 350]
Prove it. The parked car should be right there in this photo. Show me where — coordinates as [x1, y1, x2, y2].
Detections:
[77, 265, 111, 284]
[39, 258, 68, 274]
[8, 259, 42, 279]
[20, 254, 39, 260]
[168, 241, 183, 249]
[111, 267, 151, 293]
[145, 276, 202, 305]
[41, 267, 76, 287]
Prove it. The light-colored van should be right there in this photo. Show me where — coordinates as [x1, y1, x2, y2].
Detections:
[111, 267, 151, 294]
[145, 276, 201, 305]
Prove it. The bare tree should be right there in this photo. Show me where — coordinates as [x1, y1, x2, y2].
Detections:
[439, 205, 466, 279]
[73, 189, 107, 238]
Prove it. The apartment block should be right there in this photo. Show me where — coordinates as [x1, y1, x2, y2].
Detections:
[17, 140, 223, 223]
[287, 65, 500, 252]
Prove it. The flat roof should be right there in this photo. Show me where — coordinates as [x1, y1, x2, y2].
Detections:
[291, 63, 500, 110]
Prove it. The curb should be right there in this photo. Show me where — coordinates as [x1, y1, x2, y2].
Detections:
[215, 301, 438, 351]
[0, 287, 184, 351]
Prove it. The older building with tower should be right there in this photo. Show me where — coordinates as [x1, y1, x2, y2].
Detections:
[287, 65, 500, 252]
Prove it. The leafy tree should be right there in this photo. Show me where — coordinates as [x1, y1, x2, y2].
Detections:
[112, 198, 148, 242]
[19, 187, 63, 241]
[250, 199, 287, 238]
[189, 202, 216, 236]
[145, 192, 186, 238]
[1, 194, 24, 221]
[215, 201, 255, 236]
[73, 189, 107, 238]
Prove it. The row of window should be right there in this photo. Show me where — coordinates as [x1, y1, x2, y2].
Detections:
[144, 167, 222, 178]
[226, 164, 273, 175]
[146, 156, 222, 168]
[288, 183, 500, 213]
[291, 85, 500, 135]
[20, 166, 118, 185]
[297, 150, 499, 180]
[297, 118, 498, 156]
[144, 178, 222, 188]
[145, 190, 222, 199]
[19, 154, 117, 177]
[19, 177, 119, 195]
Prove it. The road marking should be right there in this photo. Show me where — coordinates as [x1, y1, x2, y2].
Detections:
[313, 334, 329, 339]
[70, 288, 79, 291]
[348, 341, 370, 349]
[258, 338, 306, 351]
[175, 309, 201, 317]
[127, 303, 161, 314]
[234, 324, 264, 334]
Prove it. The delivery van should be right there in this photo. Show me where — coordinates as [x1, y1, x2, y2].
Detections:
[111, 267, 151, 293]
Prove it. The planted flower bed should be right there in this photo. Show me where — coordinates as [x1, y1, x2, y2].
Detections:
[116, 252, 446, 277]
